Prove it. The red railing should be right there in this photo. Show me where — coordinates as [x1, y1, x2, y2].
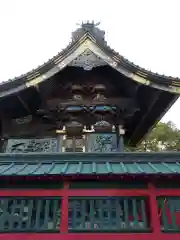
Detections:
[0, 182, 179, 240]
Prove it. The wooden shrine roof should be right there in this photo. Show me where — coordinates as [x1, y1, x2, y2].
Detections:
[1, 22, 180, 95]
[0, 21, 179, 145]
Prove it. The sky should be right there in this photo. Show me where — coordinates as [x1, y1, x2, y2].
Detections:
[0, 0, 180, 127]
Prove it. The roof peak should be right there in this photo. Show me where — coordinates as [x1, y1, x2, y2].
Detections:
[72, 20, 105, 42]
[77, 20, 101, 28]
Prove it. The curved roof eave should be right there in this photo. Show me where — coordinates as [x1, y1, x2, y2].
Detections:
[1, 27, 180, 98]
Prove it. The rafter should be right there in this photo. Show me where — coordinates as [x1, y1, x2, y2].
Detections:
[16, 95, 30, 113]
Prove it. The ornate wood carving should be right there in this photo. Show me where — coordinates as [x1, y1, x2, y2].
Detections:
[5, 138, 58, 153]
[94, 120, 113, 132]
[46, 97, 137, 108]
[87, 133, 117, 152]
[0, 67, 140, 144]
[68, 49, 107, 70]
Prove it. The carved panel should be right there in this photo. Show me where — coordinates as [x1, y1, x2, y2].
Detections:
[62, 135, 85, 152]
[87, 133, 117, 152]
[5, 138, 58, 153]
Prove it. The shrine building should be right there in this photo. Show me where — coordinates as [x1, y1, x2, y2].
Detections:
[0, 22, 179, 240]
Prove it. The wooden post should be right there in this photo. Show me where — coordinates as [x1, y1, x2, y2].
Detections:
[117, 126, 125, 152]
[119, 135, 124, 152]
[148, 183, 161, 236]
[56, 134, 61, 152]
[60, 181, 69, 233]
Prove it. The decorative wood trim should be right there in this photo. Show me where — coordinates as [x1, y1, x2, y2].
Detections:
[47, 98, 136, 108]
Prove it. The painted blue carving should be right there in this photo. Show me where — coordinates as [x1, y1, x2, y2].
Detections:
[89, 106, 117, 111]
[87, 134, 117, 152]
[95, 106, 113, 111]
[67, 106, 82, 111]
[66, 106, 117, 112]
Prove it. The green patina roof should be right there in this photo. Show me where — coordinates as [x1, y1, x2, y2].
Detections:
[0, 161, 179, 176]
[0, 152, 179, 176]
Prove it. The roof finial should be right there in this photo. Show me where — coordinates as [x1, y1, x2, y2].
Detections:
[94, 22, 100, 27]
[76, 21, 101, 28]
[73, 21, 104, 42]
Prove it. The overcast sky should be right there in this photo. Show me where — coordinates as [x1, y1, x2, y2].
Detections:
[0, 0, 180, 127]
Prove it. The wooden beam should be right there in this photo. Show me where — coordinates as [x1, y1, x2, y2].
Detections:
[47, 97, 138, 109]
[17, 95, 31, 113]
[36, 111, 124, 125]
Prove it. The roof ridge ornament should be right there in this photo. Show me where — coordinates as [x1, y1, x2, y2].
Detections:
[76, 21, 101, 28]
[72, 20, 105, 43]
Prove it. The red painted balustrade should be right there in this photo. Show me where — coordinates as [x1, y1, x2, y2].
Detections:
[0, 183, 178, 240]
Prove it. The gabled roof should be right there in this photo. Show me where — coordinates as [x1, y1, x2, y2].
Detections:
[0, 22, 179, 145]
[0, 152, 180, 176]
[1, 21, 180, 97]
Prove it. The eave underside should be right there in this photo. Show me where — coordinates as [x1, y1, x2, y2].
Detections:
[0, 66, 177, 145]
[0, 27, 178, 146]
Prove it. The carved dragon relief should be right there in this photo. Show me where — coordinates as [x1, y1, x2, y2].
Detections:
[5, 138, 57, 153]
[87, 133, 117, 152]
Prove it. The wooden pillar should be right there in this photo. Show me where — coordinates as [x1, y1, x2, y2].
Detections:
[117, 126, 125, 152]
[148, 183, 161, 236]
[0, 121, 4, 153]
[60, 181, 69, 233]
[56, 134, 61, 152]
[119, 135, 124, 152]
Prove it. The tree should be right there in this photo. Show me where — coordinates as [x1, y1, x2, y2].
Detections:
[126, 121, 180, 152]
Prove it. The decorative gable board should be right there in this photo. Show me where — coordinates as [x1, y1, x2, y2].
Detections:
[68, 49, 107, 70]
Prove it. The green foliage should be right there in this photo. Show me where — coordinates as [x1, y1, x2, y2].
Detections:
[126, 121, 180, 152]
